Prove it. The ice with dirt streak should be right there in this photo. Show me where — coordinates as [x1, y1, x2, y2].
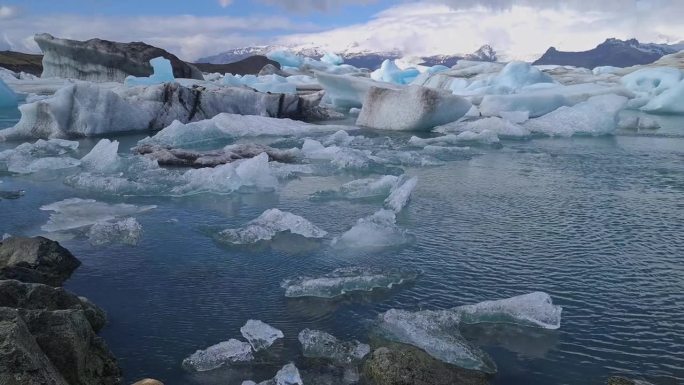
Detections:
[216, 208, 327, 245]
[282, 267, 420, 298]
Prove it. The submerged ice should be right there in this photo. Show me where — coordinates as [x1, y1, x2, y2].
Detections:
[282, 267, 420, 298]
[298, 329, 370, 364]
[240, 320, 284, 352]
[182, 339, 254, 372]
[40, 198, 155, 233]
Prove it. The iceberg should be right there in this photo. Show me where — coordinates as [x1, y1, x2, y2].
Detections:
[282, 267, 419, 298]
[216, 208, 327, 245]
[182, 339, 254, 372]
[356, 85, 472, 131]
[86, 217, 143, 246]
[267, 50, 305, 68]
[524, 94, 628, 137]
[371, 60, 420, 85]
[384, 176, 418, 213]
[409, 130, 500, 147]
[489, 61, 555, 92]
[316, 72, 401, 109]
[332, 209, 411, 250]
[435, 117, 530, 138]
[0, 78, 18, 108]
[40, 198, 156, 233]
[310, 175, 400, 201]
[301, 138, 379, 170]
[640, 80, 684, 114]
[456, 292, 562, 330]
[321, 52, 344, 65]
[240, 320, 284, 351]
[124, 57, 175, 86]
[298, 329, 370, 364]
[0, 139, 81, 174]
[222, 73, 298, 95]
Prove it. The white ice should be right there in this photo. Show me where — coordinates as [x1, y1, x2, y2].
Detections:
[371, 60, 420, 85]
[384, 176, 418, 213]
[182, 339, 254, 372]
[86, 217, 143, 246]
[310, 175, 400, 201]
[240, 320, 284, 352]
[456, 292, 563, 330]
[282, 267, 419, 298]
[40, 198, 156, 233]
[0, 139, 81, 174]
[316, 72, 402, 109]
[124, 57, 175, 86]
[332, 209, 410, 250]
[217, 208, 327, 245]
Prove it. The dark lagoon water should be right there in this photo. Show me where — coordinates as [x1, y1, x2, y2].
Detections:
[1, 106, 683, 385]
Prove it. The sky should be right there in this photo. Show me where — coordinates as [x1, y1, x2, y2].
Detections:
[1, 0, 684, 61]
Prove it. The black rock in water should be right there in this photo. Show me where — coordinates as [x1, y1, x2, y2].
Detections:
[35, 33, 203, 82]
[0, 236, 81, 287]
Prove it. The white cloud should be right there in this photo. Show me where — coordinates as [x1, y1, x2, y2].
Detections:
[0, 5, 19, 19]
[256, 0, 378, 12]
[218, 0, 233, 7]
[277, 1, 684, 61]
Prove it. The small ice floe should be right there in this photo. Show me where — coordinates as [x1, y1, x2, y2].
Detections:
[332, 209, 411, 250]
[375, 292, 563, 373]
[282, 267, 420, 298]
[240, 320, 284, 352]
[298, 329, 370, 365]
[310, 175, 400, 201]
[384, 176, 418, 213]
[0, 139, 80, 174]
[242, 363, 303, 385]
[86, 217, 142, 246]
[216, 209, 327, 245]
[182, 339, 254, 372]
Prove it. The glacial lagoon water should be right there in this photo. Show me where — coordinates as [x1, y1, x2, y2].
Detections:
[1, 109, 683, 385]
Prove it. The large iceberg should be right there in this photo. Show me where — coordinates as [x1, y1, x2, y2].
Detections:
[524, 94, 628, 136]
[281, 267, 420, 298]
[0, 78, 18, 108]
[0, 82, 324, 140]
[298, 329, 370, 364]
[240, 320, 284, 352]
[124, 57, 175, 86]
[316, 72, 401, 109]
[182, 339, 254, 372]
[356, 85, 472, 131]
[216, 208, 328, 245]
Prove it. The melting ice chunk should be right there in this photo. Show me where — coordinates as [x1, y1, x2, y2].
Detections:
[456, 292, 562, 330]
[377, 308, 496, 373]
[80, 139, 120, 172]
[40, 198, 156, 233]
[217, 208, 327, 245]
[384, 176, 418, 213]
[298, 329, 370, 364]
[332, 209, 411, 250]
[282, 267, 420, 298]
[243, 363, 303, 385]
[86, 217, 143, 246]
[0, 139, 81, 174]
[240, 320, 284, 351]
[310, 175, 400, 201]
[182, 339, 254, 372]
[125, 56, 175, 86]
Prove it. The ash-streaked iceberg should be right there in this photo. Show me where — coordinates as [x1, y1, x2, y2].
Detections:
[240, 320, 284, 351]
[298, 329, 370, 364]
[281, 267, 420, 298]
[182, 339, 254, 372]
[216, 208, 328, 245]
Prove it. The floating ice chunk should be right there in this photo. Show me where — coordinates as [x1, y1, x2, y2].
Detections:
[480, 93, 567, 118]
[409, 130, 500, 147]
[490, 61, 555, 92]
[357, 85, 472, 131]
[377, 308, 496, 373]
[40, 198, 156, 232]
[217, 208, 327, 245]
[332, 209, 410, 250]
[0, 78, 18, 108]
[384, 176, 418, 213]
[125, 57, 175, 86]
[80, 139, 120, 172]
[267, 50, 305, 68]
[182, 339, 254, 372]
[456, 292, 562, 330]
[0, 139, 81, 174]
[240, 320, 284, 351]
[524, 94, 628, 137]
[621, 67, 682, 100]
[282, 267, 419, 298]
[87, 217, 142, 246]
[140, 113, 347, 148]
[316, 72, 402, 109]
[301, 139, 377, 170]
[371, 60, 420, 85]
[435, 117, 530, 138]
[241, 363, 303, 385]
[298, 329, 370, 364]
[592, 66, 621, 75]
[310, 175, 400, 201]
[640, 80, 684, 114]
[321, 52, 344, 65]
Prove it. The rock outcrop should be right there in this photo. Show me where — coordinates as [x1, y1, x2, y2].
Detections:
[35, 33, 203, 82]
[193, 55, 280, 76]
[0, 236, 121, 385]
[0, 82, 326, 140]
[0, 236, 80, 286]
[362, 343, 490, 385]
[0, 51, 44, 76]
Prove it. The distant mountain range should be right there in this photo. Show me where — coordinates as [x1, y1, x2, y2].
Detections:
[533, 38, 684, 69]
[197, 45, 498, 69]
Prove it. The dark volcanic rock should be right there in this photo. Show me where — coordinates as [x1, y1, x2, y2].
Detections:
[0, 51, 44, 76]
[533, 38, 680, 69]
[35, 33, 203, 82]
[193, 55, 281, 75]
[0, 236, 81, 286]
[362, 343, 490, 385]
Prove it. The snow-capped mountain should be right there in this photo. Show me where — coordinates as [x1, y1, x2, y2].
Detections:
[533, 38, 684, 69]
[198, 45, 497, 69]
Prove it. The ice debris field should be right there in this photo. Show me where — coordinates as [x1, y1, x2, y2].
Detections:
[1, 48, 684, 385]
